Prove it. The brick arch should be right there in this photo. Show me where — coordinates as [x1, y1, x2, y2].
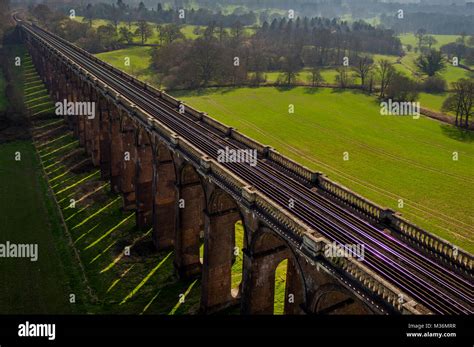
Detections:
[242, 227, 307, 314]
[200, 187, 245, 313]
[179, 162, 200, 185]
[309, 282, 373, 315]
[207, 189, 240, 215]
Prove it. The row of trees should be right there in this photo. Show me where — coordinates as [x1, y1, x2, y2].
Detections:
[150, 15, 404, 89]
[80, 1, 257, 28]
[32, 5, 122, 53]
[383, 12, 474, 35]
[256, 17, 402, 67]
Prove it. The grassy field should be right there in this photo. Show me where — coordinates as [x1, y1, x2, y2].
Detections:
[419, 92, 453, 114]
[96, 46, 155, 84]
[0, 140, 84, 314]
[397, 35, 474, 91]
[74, 16, 253, 42]
[0, 49, 87, 313]
[174, 87, 474, 253]
[398, 33, 462, 50]
[75, 16, 205, 42]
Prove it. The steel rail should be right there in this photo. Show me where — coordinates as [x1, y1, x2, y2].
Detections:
[23, 23, 473, 314]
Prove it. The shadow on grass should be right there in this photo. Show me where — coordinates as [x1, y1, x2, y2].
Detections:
[330, 87, 366, 95]
[440, 124, 474, 143]
[274, 85, 298, 92]
[171, 87, 238, 98]
[303, 87, 324, 95]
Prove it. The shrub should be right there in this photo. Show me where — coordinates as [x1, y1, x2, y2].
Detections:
[422, 76, 447, 93]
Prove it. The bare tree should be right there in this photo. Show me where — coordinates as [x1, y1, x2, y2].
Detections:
[352, 55, 374, 89]
[377, 59, 396, 98]
[443, 79, 474, 128]
[335, 67, 354, 88]
[425, 35, 438, 50]
[279, 53, 301, 86]
[159, 24, 184, 45]
[307, 67, 324, 87]
[415, 28, 426, 50]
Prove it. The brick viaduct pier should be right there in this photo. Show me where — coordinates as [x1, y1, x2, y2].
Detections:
[18, 21, 473, 315]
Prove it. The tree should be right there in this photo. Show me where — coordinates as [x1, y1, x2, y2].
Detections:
[278, 53, 301, 86]
[335, 67, 354, 88]
[424, 35, 438, 50]
[97, 24, 117, 42]
[415, 28, 426, 50]
[442, 79, 474, 128]
[135, 20, 153, 44]
[84, 3, 94, 28]
[422, 76, 447, 93]
[159, 24, 184, 45]
[416, 49, 445, 77]
[191, 37, 221, 87]
[110, 4, 120, 30]
[230, 21, 244, 44]
[307, 67, 324, 87]
[248, 38, 268, 85]
[352, 55, 374, 89]
[32, 4, 53, 23]
[377, 59, 396, 98]
[385, 72, 419, 102]
[119, 26, 134, 44]
[468, 35, 474, 47]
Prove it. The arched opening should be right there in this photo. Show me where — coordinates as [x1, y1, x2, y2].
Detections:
[242, 228, 305, 315]
[200, 188, 241, 312]
[311, 284, 370, 314]
[230, 220, 245, 298]
[273, 258, 288, 315]
[174, 163, 205, 278]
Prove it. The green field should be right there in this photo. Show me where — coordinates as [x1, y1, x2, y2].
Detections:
[74, 16, 253, 42]
[96, 46, 155, 84]
[399, 51, 473, 87]
[0, 48, 88, 314]
[397, 34, 474, 90]
[74, 16, 204, 42]
[398, 33, 462, 50]
[173, 87, 474, 252]
[419, 92, 453, 114]
[0, 140, 86, 313]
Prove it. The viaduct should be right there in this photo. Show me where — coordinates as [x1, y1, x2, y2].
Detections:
[17, 20, 473, 315]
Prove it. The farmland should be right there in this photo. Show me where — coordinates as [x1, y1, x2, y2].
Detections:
[173, 87, 474, 253]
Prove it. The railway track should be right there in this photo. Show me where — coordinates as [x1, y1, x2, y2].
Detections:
[19, 20, 473, 314]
